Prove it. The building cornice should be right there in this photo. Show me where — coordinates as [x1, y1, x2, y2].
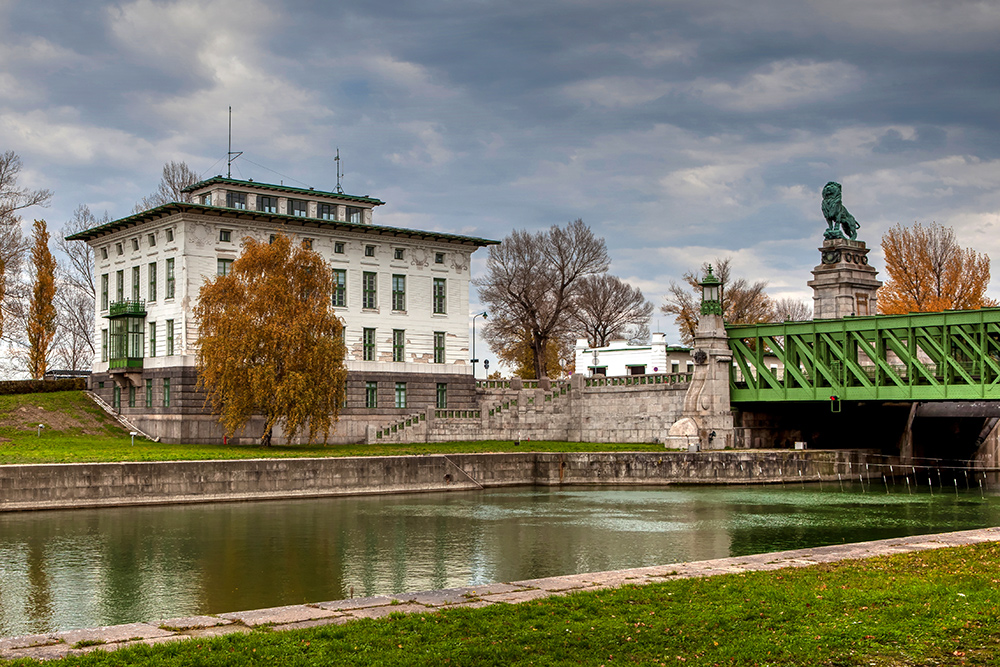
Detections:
[65, 202, 499, 247]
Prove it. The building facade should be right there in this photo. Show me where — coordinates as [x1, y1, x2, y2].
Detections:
[67, 177, 497, 443]
[574, 334, 694, 377]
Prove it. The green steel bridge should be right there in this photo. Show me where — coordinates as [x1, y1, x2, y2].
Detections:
[727, 308, 1000, 404]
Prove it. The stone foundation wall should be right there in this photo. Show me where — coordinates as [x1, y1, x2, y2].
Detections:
[0, 450, 878, 513]
[372, 376, 690, 444]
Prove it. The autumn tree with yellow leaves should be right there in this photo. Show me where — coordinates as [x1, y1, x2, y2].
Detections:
[878, 223, 996, 314]
[27, 219, 57, 379]
[195, 234, 347, 446]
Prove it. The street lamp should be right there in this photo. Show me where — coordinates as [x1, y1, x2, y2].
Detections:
[471, 311, 487, 378]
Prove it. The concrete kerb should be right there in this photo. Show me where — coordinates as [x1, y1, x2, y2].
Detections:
[2, 526, 998, 662]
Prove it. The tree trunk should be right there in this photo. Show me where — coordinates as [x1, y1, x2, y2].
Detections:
[532, 332, 547, 379]
[261, 424, 273, 447]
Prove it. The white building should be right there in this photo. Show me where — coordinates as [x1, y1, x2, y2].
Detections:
[67, 176, 497, 443]
[574, 334, 694, 377]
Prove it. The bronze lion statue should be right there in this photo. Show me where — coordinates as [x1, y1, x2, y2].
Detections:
[822, 181, 860, 241]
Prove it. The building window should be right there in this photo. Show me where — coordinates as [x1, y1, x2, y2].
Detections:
[149, 322, 156, 358]
[394, 248, 404, 260]
[145, 379, 153, 408]
[436, 383, 447, 409]
[101, 274, 109, 310]
[671, 360, 680, 374]
[131, 238, 139, 252]
[227, 192, 247, 209]
[362, 272, 377, 309]
[101, 247, 108, 260]
[128, 385, 136, 408]
[166, 228, 174, 242]
[163, 378, 171, 408]
[202, 194, 212, 206]
[364, 245, 375, 257]
[166, 319, 174, 356]
[101, 329, 108, 362]
[218, 258, 234, 276]
[393, 329, 405, 362]
[289, 199, 307, 217]
[686, 361, 694, 373]
[166, 258, 175, 298]
[435, 252, 445, 264]
[334, 241, 345, 254]
[147, 234, 156, 247]
[115, 270, 124, 301]
[220, 229, 232, 242]
[433, 278, 446, 314]
[332, 269, 346, 308]
[391, 274, 405, 311]
[116, 243, 123, 256]
[347, 206, 362, 223]
[148, 262, 157, 301]
[318, 204, 335, 220]
[363, 328, 375, 361]
[131, 266, 140, 301]
[394, 382, 407, 408]
[365, 381, 377, 408]
[433, 331, 445, 364]
[113, 385, 121, 412]
[257, 195, 277, 213]
[269, 234, 277, 244]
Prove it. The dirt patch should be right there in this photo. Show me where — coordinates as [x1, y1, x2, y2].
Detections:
[0, 403, 111, 435]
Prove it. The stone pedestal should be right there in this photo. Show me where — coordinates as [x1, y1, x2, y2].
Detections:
[807, 239, 882, 319]
[666, 311, 734, 450]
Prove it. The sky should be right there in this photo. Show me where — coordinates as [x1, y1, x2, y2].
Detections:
[3, 0, 1000, 367]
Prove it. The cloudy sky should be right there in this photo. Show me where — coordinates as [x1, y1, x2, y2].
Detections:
[3, 0, 1000, 360]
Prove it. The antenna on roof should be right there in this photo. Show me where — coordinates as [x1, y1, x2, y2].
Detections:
[227, 106, 243, 179]
[334, 148, 344, 194]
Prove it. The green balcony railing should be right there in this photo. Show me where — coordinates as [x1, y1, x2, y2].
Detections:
[108, 299, 146, 317]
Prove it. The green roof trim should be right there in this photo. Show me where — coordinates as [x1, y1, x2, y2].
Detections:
[64, 201, 499, 247]
[181, 176, 385, 205]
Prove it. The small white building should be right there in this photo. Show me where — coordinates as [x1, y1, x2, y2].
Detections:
[574, 334, 694, 377]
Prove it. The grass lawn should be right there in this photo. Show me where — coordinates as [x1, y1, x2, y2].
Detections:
[3, 541, 999, 665]
[0, 391, 664, 465]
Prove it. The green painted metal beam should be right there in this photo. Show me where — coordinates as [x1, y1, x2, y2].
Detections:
[727, 307, 1000, 403]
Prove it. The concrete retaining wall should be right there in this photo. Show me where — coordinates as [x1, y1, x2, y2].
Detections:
[0, 450, 880, 513]
[374, 376, 690, 444]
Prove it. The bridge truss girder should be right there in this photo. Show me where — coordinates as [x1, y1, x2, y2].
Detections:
[727, 308, 1000, 403]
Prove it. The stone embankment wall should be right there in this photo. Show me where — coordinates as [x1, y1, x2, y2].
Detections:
[0, 450, 880, 513]
[370, 374, 691, 444]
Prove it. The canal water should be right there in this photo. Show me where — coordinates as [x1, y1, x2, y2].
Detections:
[2, 483, 1000, 637]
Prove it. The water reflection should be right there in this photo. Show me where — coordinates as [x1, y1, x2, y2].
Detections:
[2, 484, 999, 637]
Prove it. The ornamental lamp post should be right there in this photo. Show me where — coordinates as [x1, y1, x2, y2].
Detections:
[472, 311, 487, 378]
[699, 265, 723, 317]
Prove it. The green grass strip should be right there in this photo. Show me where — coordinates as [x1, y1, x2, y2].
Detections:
[4, 541, 1000, 665]
[0, 391, 663, 464]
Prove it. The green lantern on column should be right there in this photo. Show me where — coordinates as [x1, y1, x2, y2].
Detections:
[699, 265, 723, 316]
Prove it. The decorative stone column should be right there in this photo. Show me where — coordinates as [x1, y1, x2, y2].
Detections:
[666, 266, 735, 450]
[807, 239, 882, 319]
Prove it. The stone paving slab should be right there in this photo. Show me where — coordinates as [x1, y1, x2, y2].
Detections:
[55, 622, 175, 646]
[315, 595, 395, 611]
[156, 615, 233, 631]
[344, 603, 429, 620]
[219, 604, 339, 627]
[2, 526, 998, 662]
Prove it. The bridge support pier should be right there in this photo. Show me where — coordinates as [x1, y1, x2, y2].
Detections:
[666, 273, 734, 450]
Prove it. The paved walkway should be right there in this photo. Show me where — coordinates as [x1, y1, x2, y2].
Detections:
[2, 527, 998, 662]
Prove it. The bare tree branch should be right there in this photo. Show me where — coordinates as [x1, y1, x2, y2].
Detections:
[134, 161, 199, 212]
[572, 274, 653, 347]
[476, 219, 609, 378]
